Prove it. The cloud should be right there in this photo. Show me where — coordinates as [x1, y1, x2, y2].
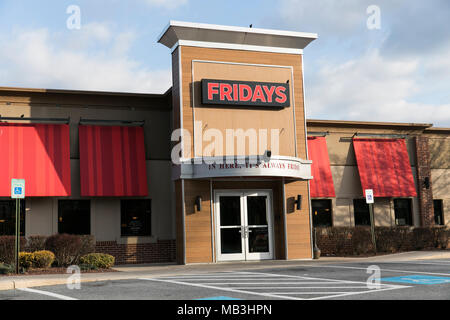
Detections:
[141, 0, 188, 9]
[305, 50, 450, 126]
[0, 25, 171, 94]
[276, 0, 450, 127]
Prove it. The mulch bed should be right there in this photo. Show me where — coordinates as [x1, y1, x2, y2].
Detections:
[1, 267, 119, 277]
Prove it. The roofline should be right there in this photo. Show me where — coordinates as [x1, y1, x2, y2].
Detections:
[306, 119, 434, 129]
[157, 20, 318, 44]
[424, 127, 450, 133]
[0, 86, 171, 98]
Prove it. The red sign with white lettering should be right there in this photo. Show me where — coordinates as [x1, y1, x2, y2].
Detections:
[201, 79, 290, 108]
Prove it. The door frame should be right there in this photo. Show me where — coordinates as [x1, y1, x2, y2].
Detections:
[214, 189, 275, 262]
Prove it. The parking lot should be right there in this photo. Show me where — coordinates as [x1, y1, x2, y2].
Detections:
[1, 258, 450, 300]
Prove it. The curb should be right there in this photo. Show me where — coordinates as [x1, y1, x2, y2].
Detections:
[0, 273, 138, 291]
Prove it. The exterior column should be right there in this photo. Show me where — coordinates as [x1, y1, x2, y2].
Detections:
[415, 136, 434, 226]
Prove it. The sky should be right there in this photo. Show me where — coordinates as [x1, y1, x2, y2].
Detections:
[0, 0, 449, 126]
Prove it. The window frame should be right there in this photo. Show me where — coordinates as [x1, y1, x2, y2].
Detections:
[311, 199, 333, 227]
[57, 200, 91, 235]
[120, 199, 152, 237]
[433, 199, 444, 226]
[393, 198, 413, 226]
[0, 200, 25, 236]
[353, 198, 371, 226]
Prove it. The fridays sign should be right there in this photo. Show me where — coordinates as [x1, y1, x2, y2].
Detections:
[202, 79, 290, 108]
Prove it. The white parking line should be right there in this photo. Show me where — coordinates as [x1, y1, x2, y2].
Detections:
[383, 261, 450, 266]
[17, 288, 77, 300]
[142, 270, 408, 300]
[307, 265, 450, 277]
[140, 277, 305, 300]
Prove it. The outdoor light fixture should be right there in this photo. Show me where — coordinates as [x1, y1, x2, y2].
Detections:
[294, 195, 302, 211]
[195, 196, 202, 212]
[264, 150, 272, 161]
[423, 177, 430, 189]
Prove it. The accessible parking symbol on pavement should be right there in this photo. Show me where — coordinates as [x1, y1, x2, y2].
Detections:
[382, 275, 450, 285]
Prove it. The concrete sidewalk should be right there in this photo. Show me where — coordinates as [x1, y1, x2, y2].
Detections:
[1, 250, 449, 291]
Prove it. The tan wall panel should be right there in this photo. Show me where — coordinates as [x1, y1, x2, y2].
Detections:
[333, 198, 353, 227]
[284, 180, 311, 259]
[192, 61, 296, 157]
[431, 169, 450, 200]
[429, 138, 450, 169]
[373, 198, 393, 227]
[184, 180, 212, 264]
[179, 46, 306, 160]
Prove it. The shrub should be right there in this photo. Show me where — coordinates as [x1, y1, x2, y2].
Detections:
[433, 227, 449, 249]
[44, 234, 82, 267]
[26, 236, 47, 252]
[79, 253, 115, 269]
[19, 252, 34, 270]
[78, 263, 98, 271]
[352, 227, 374, 255]
[413, 228, 435, 250]
[0, 263, 14, 274]
[0, 236, 27, 264]
[32, 250, 55, 268]
[75, 235, 96, 263]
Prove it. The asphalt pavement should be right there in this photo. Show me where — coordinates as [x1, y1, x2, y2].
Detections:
[1, 251, 449, 300]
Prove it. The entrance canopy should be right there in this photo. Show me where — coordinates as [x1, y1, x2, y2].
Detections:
[353, 138, 417, 197]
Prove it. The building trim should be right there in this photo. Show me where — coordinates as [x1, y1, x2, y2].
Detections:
[171, 40, 304, 55]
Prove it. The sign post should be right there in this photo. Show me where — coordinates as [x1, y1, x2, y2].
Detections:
[11, 179, 25, 274]
[365, 189, 377, 253]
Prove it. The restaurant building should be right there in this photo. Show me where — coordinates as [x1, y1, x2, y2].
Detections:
[0, 22, 448, 264]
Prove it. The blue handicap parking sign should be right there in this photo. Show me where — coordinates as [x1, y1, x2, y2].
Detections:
[382, 275, 450, 285]
[14, 187, 22, 195]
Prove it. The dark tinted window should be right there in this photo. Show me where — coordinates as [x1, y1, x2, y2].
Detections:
[434, 200, 444, 226]
[58, 200, 91, 235]
[353, 199, 370, 226]
[0, 200, 25, 236]
[394, 199, 412, 226]
[121, 200, 151, 236]
[312, 200, 332, 227]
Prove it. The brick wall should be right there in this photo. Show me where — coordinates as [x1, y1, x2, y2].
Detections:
[95, 239, 176, 264]
[415, 137, 435, 227]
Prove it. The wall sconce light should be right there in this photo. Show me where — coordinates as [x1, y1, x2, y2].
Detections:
[195, 196, 202, 212]
[264, 150, 272, 162]
[294, 195, 302, 211]
[423, 177, 430, 189]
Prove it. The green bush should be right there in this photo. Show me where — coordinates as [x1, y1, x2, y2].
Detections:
[32, 250, 55, 268]
[19, 252, 34, 270]
[79, 253, 115, 269]
[0, 263, 14, 275]
[78, 263, 98, 271]
[44, 234, 82, 267]
[0, 236, 27, 265]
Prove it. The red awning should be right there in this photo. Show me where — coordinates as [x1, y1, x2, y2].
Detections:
[0, 123, 71, 196]
[307, 136, 336, 198]
[79, 125, 148, 197]
[353, 138, 417, 197]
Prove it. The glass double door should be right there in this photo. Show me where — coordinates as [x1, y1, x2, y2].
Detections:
[215, 191, 273, 261]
